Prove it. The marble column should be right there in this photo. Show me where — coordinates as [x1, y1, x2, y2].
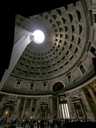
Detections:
[67, 97, 77, 120]
[87, 86, 96, 105]
[57, 96, 59, 119]
[66, 96, 73, 119]
[0, 96, 5, 115]
[14, 98, 21, 117]
[52, 95, 58, 119]
[49, 96, 53, 119]
[21, 98, 27, 119]
[80, 89, 95, 121]
[89, 84, 96, 96]
[29, 99, 33, 117]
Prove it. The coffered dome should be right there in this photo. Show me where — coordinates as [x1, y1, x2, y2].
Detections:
[1, 0, 96, 95]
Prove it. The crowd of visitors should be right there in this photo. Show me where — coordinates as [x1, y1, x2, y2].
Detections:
[0, 117, 95, 128]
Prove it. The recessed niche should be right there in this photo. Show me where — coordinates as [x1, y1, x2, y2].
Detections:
[69, 55, 73, 60]
[59, 27, 63, 32]
[94, 14, 96, 23]
[72, 25, 75, 32]
[69, 14, 73, 22]
[65, 61, 68, 65]
[65, 34, 68, 39]
[60, 34, 63, 38]
[53, 82, 64, 92]
[49, 19, 53, 23]
[77, 37, 81, 45]
[43, 82, 47, 86]
[62, 56, 65, 60]
[17, 80, 21, 85]
[79, 24, 82, 34]
[64, 41, 67, 45]
[76, 10, 81, 21]
[62, 17, 66, 24]
[90, 46, 96, 56]
[66, 51, 69, 55]
[56, 9, 62, 15]
[79, 64, 86, 74]
[74, 47, 78, 53]
[71, 35, 74, 41]
[68, 74, 71, 81]
[62, 47, 64, 51]
[64, 26, 68, 32]
[69, 44, 72, 49]
[30, 83, 34, 89]
[56, 21, 61, 26]
[52, 15, 57, 19]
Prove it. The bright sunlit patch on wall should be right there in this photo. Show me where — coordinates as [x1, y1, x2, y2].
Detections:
[5, 110, 9, 116]
[59, 103, 70, 119]
[31, 29, 45, 44]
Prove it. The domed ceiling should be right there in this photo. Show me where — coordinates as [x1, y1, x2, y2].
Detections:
[14, 6, 87, 80]
[0, 0, 96, 96]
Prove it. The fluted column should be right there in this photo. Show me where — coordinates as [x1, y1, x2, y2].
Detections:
[66, 96, 73, 119]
